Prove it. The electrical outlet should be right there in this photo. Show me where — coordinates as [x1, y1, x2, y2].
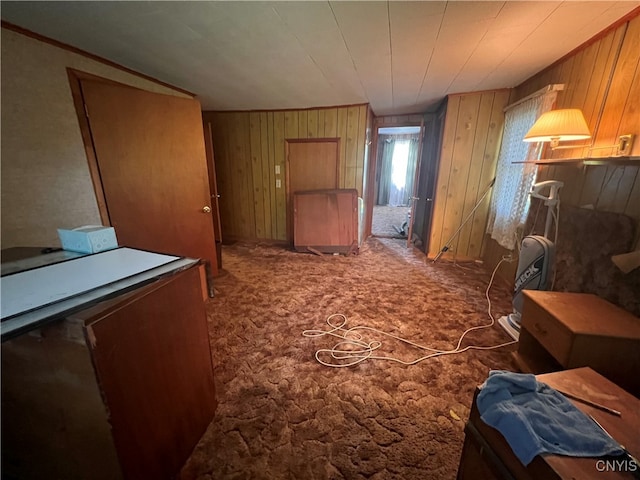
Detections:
[276, 179, 281, 188]
[275, 165, 280, 175]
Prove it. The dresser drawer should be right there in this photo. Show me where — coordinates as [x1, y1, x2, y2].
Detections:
[521, 296, 573, 366]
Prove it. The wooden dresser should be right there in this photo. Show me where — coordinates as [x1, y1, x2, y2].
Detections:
[514, 290, 640, 397]
[457, 367, 640, 480]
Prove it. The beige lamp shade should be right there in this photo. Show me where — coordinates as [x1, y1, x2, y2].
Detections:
[524, 109, 592, 146]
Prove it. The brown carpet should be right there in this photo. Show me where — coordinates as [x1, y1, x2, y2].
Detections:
[181, 238, 517, 480]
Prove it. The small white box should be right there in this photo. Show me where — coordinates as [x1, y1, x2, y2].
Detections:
[57, 225, 118, 254]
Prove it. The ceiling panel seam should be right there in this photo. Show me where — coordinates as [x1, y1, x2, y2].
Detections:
[328, 1, 369, 103]
[415, 1, 446, 103]
[447, 2, 506, 93]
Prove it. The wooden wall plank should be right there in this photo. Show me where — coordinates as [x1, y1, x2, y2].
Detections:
[456, 92, 495, 258]
[298, 110, 308, 139]
[336, 107, 349, 188]
[259, 112, 274, 239]
[428, 95, 461, 257]
[307, 110, 318, 138]
[324, 108, 338, 137]
[317, 110, 326, 137]
[285, 111, 299, 138]
[265, 113, 277, 239]
[274, 112, 286, 240]
[439, 94, 482, 260]
[345, 106, 360, 190]
[249, 113, 266, 238]
[355, 105, 368, 197]
[239, 113, 256, 238]
[592, 20, 638, 156]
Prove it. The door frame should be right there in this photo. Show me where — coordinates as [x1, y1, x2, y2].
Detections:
[67, 68, 125, 225]
[405, 118, 425, 248]
[366, 120, 424, 241]
[285, 138, 340, 243]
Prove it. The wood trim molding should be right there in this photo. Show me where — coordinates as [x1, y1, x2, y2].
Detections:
[202, 103, 369, 115]
[2, 20, 195, 97]
[66, 69, 111, 225]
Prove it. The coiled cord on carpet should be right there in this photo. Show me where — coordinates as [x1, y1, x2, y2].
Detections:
[302, 257, 516, 367]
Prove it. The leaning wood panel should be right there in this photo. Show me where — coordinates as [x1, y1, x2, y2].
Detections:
[428, 95, 461, 258]
[83, 267, 216, 480]
[293, 189, 358, 253]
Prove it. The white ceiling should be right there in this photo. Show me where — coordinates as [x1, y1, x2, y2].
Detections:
[2, 1, 638, 115]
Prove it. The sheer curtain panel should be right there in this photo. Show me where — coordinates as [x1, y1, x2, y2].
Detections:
[486, 91, 557, 250]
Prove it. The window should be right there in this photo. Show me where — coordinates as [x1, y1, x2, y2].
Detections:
[486, 90, 558, 250]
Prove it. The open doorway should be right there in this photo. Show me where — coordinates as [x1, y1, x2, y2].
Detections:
[372, 126, 421, 239]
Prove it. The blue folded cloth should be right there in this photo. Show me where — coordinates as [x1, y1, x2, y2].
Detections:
[477, 370, 624, 466]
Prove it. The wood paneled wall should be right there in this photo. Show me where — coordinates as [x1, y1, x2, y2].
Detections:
[375, 114, 424, 127]
[427, 90, 511, 260]
[204, 105, 369, 242]
[484, 13, 640, 280]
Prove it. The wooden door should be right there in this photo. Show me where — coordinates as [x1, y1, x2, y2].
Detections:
[286, 139, 340, 240]
[79, 79, 218, 275]
[406, 119, 425, 247]
[203, 121, 223, 268]
[412, 111, 445, 253]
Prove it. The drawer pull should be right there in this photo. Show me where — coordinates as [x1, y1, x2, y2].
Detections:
[533, 323, 548, 335]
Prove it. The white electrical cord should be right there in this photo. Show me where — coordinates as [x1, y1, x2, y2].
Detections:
[302, 258, 516, 367]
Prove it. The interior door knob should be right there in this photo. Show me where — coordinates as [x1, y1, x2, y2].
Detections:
[202, 206, 212, 213]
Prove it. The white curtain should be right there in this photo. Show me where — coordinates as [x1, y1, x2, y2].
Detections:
[486, 91, 557, 250]
[388, 140, 410, 206]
